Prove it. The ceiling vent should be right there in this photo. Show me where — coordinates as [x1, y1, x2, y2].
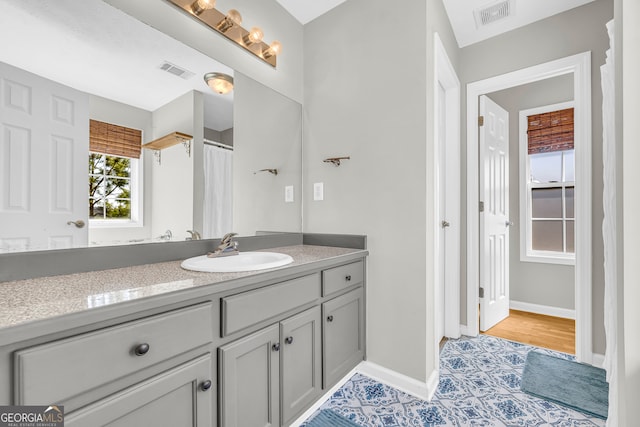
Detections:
[474, 0, 514, 27]
[158, 61, 195, 80]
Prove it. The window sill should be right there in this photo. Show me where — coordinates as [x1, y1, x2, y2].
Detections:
[521, 252, 575, 266]
[89, 220, 143, 229]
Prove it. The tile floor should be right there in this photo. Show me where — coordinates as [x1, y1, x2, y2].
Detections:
[302, 335, 606, 426]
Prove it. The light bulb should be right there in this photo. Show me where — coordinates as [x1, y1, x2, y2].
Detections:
[226, 9, 242, 25]
[264, 40, 282, 58]
[217, 9, 242, 32]
[243, 27, 264, 45]
[190, 0, 215, 16]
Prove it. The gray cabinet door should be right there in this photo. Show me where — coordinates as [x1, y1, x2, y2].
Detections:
[280, 307, 321, 426]
[65, 354, 212, 426]
[219, 324, 280, 427]
[323, 288, 365, 387]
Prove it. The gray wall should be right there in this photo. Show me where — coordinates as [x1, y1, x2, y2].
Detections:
[204, 127, 234, 147]
[459, 0, 613, 354]
[233, 73, 302, 236]
[488, 75, 575, 310]
[304, 0, 459, 383]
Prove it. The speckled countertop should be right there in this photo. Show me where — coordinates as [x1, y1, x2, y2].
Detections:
[0, 245, 365, 331]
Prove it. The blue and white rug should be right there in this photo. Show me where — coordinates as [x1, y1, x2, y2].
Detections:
[302, 335, 606, 426]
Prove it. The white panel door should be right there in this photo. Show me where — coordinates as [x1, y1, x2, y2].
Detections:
[479, 95, 510, 331]
[0, 62, 89, 252]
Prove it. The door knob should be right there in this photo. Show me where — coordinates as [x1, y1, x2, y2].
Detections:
[67, 220, 86, 228]
[441, 220, 450, 228]
[505, 220, 514, 227]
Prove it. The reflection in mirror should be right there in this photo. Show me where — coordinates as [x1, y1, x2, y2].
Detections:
[0, 0, 302, 254]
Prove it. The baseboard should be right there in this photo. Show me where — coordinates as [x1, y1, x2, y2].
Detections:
[592, 353, 605, 368]
[357, 361, 436, 401]
[510, 300, 575, 319]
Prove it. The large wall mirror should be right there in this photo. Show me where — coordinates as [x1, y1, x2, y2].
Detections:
[0, 0, 302, 254]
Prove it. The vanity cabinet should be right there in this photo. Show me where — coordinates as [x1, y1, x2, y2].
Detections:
[219, 306, 321, 427]
[323, 288, 365, 387]
[65, 354, 212, 426]
[13, 303, 214, 421]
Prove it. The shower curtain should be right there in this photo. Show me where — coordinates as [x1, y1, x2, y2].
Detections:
[203, 144, 233, 239]
[600, 19, 616, 427]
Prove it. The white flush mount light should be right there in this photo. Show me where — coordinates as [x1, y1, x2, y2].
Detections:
[204, 72, 234, 94]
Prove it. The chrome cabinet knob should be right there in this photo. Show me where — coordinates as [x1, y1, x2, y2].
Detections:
[327, 315, 334, 322]
[272, 343, 280, 352]
[441, 220, 450, 228]
[285, 336, 293, 345]
[200, 380, 212, 391]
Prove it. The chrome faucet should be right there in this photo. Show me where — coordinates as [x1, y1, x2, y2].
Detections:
[186, 230, 202, 240]
[207, 232, 239, 258]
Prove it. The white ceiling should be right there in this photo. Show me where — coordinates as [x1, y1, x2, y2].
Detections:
[0, 0, 234, 131]
[442, 0, 597, 47]
[275, 0, 348, 25]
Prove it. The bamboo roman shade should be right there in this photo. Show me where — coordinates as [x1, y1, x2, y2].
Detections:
[527, 108, 574, 155]
[90, 120, 142, 159]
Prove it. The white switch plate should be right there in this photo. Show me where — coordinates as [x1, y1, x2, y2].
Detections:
[285, 185, 294, 203]
[313, 182, 324, 201]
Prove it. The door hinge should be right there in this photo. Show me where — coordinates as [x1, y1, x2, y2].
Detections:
[479, 287, 484, 298]
[479, 201, 484, 212]
[478, 116, 484, 127]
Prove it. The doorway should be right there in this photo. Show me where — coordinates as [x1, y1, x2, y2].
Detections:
[464, 52, 593, 364]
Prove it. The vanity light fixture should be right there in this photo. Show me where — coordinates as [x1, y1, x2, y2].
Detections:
[204, 72, 234, 94]
[323, 156, 351, 167]
[166, 0, 282, 67]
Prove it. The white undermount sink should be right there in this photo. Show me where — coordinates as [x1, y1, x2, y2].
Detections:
[181, 251, 294, 273]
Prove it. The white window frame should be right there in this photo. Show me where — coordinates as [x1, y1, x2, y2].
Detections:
[89, 150, 144, 229]
[519, 101, 575, 265]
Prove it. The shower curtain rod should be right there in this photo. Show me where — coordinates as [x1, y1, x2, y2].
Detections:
[204, 139, 233, 151]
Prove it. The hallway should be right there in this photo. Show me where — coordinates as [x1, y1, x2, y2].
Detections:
[482, 309, 575, 354]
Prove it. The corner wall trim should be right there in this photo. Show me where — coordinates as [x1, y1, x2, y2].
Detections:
[357, 361, 435, 401]
[510, 300, 576, 319]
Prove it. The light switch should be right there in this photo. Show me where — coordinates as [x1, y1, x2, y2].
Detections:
[313, 182, 324, 201]
[285, 185, 294, 203]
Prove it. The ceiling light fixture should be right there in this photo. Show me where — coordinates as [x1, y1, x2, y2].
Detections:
[204, 72, 234, 95]
[166, 0, 282, 67]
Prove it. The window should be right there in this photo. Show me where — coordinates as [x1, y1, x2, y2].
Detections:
[519, 103, 575, 264]
[88, 120, 142, 227]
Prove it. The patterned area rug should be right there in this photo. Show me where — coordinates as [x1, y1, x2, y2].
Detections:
[301, 335, 606, 426]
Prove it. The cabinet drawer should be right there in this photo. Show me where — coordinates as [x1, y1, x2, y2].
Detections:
[222, 273, 320, 336]
[14, 303, 213, 406]
[322, 260, 364, 296]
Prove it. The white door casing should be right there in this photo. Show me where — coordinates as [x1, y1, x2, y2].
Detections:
[436, 82, 447, 342]
[0, 62, 89, 252]
[465, 52, 592, 363]
[434, 33, 461, 342]
[479, 95, 510, 332]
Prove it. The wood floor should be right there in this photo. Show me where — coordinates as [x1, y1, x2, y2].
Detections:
[481, 309, 575, 354]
